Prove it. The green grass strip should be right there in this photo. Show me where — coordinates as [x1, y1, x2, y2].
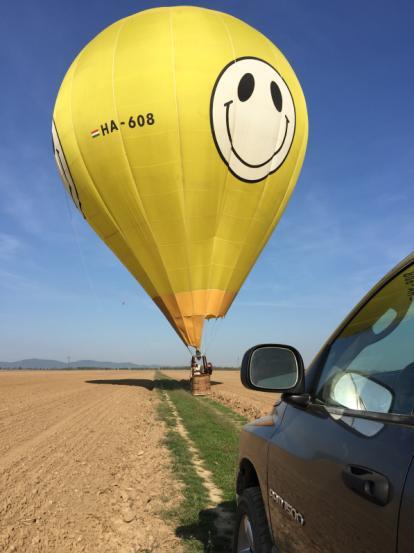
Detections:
[197, 396, 247, 430]
[158, 372, 244, 502]
[157, 396, 212, 552]
[156, 372, 247, 552]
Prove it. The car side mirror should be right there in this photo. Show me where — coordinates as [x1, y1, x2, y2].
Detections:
[241, 344, 305, 393]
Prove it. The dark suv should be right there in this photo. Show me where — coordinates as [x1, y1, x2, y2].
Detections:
[234, 252, 414, 553]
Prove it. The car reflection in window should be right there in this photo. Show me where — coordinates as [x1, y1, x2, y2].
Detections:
[329, 411, 385, 437]
[330, 372, 393, 413]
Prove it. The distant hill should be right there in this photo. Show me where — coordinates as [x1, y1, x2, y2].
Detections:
[0, 358, 158, 370]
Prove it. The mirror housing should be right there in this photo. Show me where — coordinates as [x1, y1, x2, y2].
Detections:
[241, 344, 305, 393]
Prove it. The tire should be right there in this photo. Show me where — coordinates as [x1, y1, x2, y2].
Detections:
[233, 486, 273, 553]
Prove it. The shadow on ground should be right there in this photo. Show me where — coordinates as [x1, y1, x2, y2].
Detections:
[176, 500, 236, 552]
[85, 378, 223, 390]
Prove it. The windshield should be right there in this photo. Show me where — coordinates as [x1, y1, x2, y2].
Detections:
[315, 263, 414, 415]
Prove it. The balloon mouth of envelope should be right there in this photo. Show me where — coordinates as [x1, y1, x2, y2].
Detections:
[224, 100, 290, 169]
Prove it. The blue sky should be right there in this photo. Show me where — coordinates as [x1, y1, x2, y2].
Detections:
[0, 0, 413, 366]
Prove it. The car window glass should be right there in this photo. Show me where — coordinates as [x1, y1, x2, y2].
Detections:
[315, 264, 414, 415]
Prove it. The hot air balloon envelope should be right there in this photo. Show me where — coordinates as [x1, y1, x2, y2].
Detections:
[52, 6, 308, 348]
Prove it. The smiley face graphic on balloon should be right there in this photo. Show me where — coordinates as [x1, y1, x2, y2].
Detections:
[210, 57, 296, 183]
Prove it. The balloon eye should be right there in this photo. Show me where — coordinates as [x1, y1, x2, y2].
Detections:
[271, 81, 283, 112]
[238, 73, 255, 102]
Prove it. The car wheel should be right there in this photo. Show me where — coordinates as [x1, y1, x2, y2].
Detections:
[233, 486, 273, 553]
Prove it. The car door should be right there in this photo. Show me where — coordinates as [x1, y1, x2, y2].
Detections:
[267, 260, 414, 553]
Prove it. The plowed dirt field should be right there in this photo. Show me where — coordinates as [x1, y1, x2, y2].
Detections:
[0, 369, 278, 553]
[0, 370, 183, 553]
[162, 370, 279, 419]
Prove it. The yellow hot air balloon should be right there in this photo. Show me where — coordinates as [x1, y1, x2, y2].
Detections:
[52, 6, 308, 349]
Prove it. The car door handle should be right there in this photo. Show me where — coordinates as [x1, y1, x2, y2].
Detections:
[342, 465, 390, 506]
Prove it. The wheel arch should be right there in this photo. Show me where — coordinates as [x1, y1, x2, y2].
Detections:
[237, 457, 260, 495]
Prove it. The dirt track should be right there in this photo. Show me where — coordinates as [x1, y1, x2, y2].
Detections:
[0, 371, 183, 553]
[162, 370, 279, 419]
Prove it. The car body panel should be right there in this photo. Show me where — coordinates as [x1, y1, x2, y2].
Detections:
[238, 403, 287, 537]
[267, 402, 414, 553]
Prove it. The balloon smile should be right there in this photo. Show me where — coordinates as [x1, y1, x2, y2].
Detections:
[224, 100, 290, 169]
